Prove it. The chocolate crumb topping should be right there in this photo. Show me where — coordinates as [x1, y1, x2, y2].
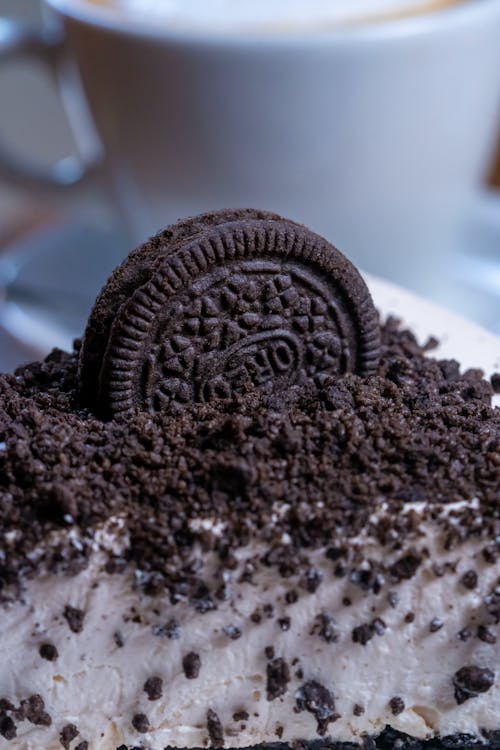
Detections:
[63, 606, 85, 634]
[75, 742, 89, 750]
[113, 631, 124, 648]
[60, 723, 79, 749]
[265, 646, 275, 660]
[453, 666, 495, 704]
[207, 709, 224, 747]
[491, 373, 500, 392]
[144, 676, 163, 701]
[39, 643, 58, 661]
[132, 713, 150, 733]
[353, 704, 365, 716]
[0, 316, 498, 603]
[389, 697, 405, 716]
[183, 651, 201, 679]
[267, 658, 291, 700]
[295, 680, 338, 736]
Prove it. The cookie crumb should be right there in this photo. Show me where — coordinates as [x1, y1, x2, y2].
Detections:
[132, 713, 149, 733]
[429, 618, 444, 633]
[144, 676, 163, 701]
[461, 570, 478, 590]
[39, 643, 58, 661]
[207, 709, 224, 747]
[453, 666, 495, 704]
[389, 697, 405, 716]
[295, 680, 337, 736]
[63, 606, 85, 634]
[266, 657, 291, 700]
[183, 651, 201, 679]
[60, 723, 79, 749]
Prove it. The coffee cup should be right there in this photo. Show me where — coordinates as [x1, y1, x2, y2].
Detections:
[1, 0, 500, 286]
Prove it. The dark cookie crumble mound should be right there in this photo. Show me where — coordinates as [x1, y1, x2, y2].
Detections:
[0, 317, 498, 603]
[127, 729, 500, 750]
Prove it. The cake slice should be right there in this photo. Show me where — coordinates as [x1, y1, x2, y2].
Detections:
[0, 211, 498, 750]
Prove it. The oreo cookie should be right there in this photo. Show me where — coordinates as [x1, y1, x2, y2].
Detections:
[78, 209, 380, 418]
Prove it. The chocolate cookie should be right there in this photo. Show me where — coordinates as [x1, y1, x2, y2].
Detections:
[78, 208, 284, 405]
[78, 210, 380, 417]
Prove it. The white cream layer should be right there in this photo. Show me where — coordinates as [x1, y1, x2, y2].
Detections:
[1, 521, 499, 750]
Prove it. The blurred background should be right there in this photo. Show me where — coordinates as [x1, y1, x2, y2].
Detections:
[1, 0, 500, 371]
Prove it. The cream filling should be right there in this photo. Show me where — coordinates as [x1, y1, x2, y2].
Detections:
[1, 514, 499, 750]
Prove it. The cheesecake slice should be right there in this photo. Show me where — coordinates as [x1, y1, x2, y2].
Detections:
[0, 215, 499, 750]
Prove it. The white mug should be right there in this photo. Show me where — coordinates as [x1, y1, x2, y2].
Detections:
[1, 0, 500, 285]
